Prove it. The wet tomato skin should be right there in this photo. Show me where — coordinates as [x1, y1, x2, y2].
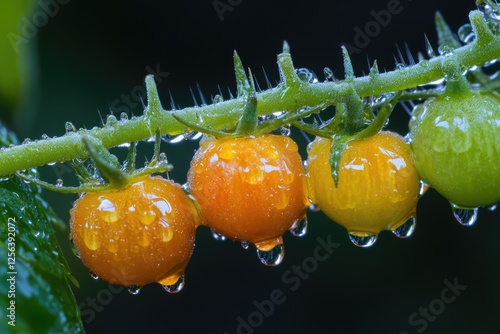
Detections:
[306, 131, 420, 235]
[70, 176, 199, 287]
[409, 90, 500, 208]
[187, 134, 309, 243]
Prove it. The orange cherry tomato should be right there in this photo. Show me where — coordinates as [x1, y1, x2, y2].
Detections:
[70, 175, 199, 292]
[187, 134, 309, 261]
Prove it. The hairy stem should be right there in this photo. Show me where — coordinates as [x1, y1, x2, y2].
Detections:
[0, 11, 499, 177]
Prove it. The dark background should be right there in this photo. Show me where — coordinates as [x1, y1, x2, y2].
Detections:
[10, 0, 500, 333]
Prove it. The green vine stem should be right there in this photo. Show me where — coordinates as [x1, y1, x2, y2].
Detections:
[0, 10, 498, 177]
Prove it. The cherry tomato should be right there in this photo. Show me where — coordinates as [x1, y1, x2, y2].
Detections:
[187, 134, 309, 247]
[409, 90, 500, 208]
[70, 176, 199, 291]
[306, 132, 420, 239]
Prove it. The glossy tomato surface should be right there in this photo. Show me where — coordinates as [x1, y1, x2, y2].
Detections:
[187, 134, 309, 244]
[70, 176, 199, 287]
[409, 90, 500, 208]
[306, 131, 420, 236]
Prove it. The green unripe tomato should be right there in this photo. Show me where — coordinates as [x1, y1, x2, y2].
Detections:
[409, 89, 500, 208]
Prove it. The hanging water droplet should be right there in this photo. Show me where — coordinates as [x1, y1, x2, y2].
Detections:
[488, 204, 497, 212]
[183, 131, 195, 140]
[162, 275, 185, 293]
[56, 179, 63, 188]
[290, 217, 308, 237]
[120, 112, 129, 121]
[162, 134, 185, 143]
[213, 94, 224, 104]
[450, 203, 478, 226]
[458, 24, 475, 44]
[323, 67, 334, 81]
[255, 239, 285, 266]
[65, 121, 76, 134]
[241, 240, 250, 249]
[348, 233, 378, 247]
[280, 124, 291, 136]
[211, 229, 226, 241]
[391, 216, 416, 238]
[127, 285, 141, 295]
[89, 271, 99, 280]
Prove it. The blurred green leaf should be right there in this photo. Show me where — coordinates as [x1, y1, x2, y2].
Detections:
[0, 0, 38, 128]
[0, 123, 84, 333]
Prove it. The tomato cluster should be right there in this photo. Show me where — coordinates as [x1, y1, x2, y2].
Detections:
[69, 78, 500, 293]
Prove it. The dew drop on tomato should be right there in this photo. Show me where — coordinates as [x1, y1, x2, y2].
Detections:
[289, 217, 308, 237]
[127, 285, 141, 295]
[391, 216, 417, 238]
[159, 274, 185, 294]
[348, 233, 378, 248]
[450, 204, 478, 226]
[255, 236, 285, 266]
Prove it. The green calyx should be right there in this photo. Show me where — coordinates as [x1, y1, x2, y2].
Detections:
[16, 129, 172, 194]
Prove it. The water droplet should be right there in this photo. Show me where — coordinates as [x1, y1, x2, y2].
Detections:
[295, 68, 318, 83]
[106, 115, 118, 127]
[89, 271, 99, 280]
[438, 46, 454, 57]
[41, 134, 50, 140]
[308, 203, 321, 212]
[451, 204, 478, 226]
[162, 275, 185, 294]
[163, 134, 186, 144]
[391, 216, 416, 238]
[127, 285, 141, 295]
[65, 121, 76, 134]
[458, 24, 475, 44]
[323, 67, 334, 81]
[290, 217, 308, 237]
[22, 138, 31, 145]
[280, 124, 291, 136]
[255, 237, 285, 266]
[120, 112, 128, 121]
[55, 179, 63, 188]
[183, 131, 202, 140]
[348, 233, 378, 247]
[488, 204, 497, 212]
[211, 229, 226, 241]
[213, 94, 224, 103]
[241, 240, 250, 249]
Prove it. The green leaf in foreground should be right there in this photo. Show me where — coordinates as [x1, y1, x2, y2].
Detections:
[0, 124, 83, 333]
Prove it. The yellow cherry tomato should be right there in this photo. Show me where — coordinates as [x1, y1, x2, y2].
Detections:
[306, 131, 420, 237]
